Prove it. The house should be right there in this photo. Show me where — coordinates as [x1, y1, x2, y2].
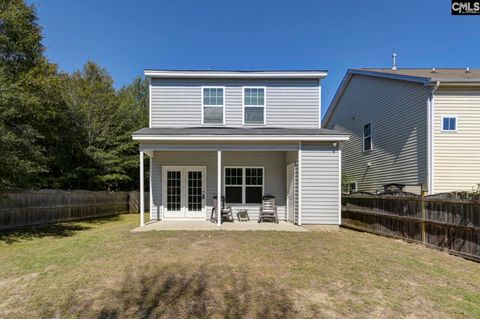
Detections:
[323, 68, 480, 194]
[132, 70, 349, 226]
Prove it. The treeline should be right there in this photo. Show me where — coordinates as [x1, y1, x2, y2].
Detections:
[0, 0, 148, 191]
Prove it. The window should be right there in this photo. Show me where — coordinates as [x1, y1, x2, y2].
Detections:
[243, 87, 265, 125]
[225, 167, 264, 204]
[342, 182, 357, 193]
[442, 117, 457, 132]
[363, 123, 372, 151]
[203, 87, 224, 124]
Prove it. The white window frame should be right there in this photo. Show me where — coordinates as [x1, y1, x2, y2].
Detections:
[346, 182, 357, 193]
[201, 86, 225, 125]
[224, 166, 265, 204]
[242, 86, 266, 126]
[441, 116, 458, 132]
[363, 122, 372, 152]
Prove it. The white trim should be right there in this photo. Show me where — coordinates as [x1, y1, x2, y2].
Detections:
[140, 151, 145, 226]
[298, 142, 302, 226]
[242, 86, 266, 126]
[338, 148, 342, 225]
[362, 122, 372, 152]
[223, 166, 265, 205]
[286, 163, 296, 223]
[148, 78, 152, 128]
[201, 86, 225, 126]
[133, 135, 350, 142]
[217, 150, 222, 226]
[318, 79, 322, 128]
[440, 115, 458, 132]
[144, 70, 328, 79]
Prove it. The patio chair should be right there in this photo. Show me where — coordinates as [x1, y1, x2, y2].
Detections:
[258, 195, 279, 223]
[210, 196, 234, 223]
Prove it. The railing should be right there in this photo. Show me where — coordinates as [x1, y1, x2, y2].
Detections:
[342, 192, 480, 262]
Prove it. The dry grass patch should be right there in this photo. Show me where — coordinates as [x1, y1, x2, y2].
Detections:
[0, 214, 479, 318]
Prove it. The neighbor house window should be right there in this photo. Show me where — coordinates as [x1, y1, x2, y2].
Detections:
[225, 167, 264, 204]
[243, 87, 265, 125]
[442, 117, 457, 132]
[203, 87, 224, 124]
[342, 182, 357, 193]
[363, 123, 372, 151]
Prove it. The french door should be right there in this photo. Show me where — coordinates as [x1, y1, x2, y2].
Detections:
[162, 166, 206, 219]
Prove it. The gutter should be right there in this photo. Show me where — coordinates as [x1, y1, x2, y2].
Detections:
[426, 81, 440, 195]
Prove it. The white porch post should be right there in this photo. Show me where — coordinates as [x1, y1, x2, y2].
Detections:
[298, 142, 302, 226]
[217, 150, 222, 226]
[140, 151, 145, 226]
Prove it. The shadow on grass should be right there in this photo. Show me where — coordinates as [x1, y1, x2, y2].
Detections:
[0, 215, 125, 245]
[93, 264, 296, 319]
[0, 223, 91, 245]
[81, 214, 122, 225]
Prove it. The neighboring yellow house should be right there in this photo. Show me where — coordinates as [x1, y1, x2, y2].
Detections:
[323, 68, 480, 194]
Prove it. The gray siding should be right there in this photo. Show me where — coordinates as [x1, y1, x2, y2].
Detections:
[300, 142, 340, 224]
[325, 74, 429, 193]
[433, 88, 480, 193]
[150, 151, 286, 220]
[150, 78, 320, 128]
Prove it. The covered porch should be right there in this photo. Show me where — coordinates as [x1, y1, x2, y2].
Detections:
[133, 127, 349, 228]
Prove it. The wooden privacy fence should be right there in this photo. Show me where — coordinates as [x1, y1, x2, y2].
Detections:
[0, 190, 130, 230]
[128, 191, 150, 213]
[342, 192, 480, 262]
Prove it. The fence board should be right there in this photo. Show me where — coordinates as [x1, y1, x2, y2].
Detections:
[342, 193, 480, 262]
[0, 190, 131, 230]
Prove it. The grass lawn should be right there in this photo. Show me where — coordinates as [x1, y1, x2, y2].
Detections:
[0, 214, 479, 318]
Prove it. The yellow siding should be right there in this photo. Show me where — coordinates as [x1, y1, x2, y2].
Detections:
[433, 88, 480, 193]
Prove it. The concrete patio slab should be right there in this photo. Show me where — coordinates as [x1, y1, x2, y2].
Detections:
[131, 220, 309, 232]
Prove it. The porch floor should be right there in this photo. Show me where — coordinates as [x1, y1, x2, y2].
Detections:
[131, 220, 309, 232]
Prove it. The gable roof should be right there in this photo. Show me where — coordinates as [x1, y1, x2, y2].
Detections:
[360, 68, 480, 82]
[322, 68, 480, 127]
[144, 69, 328, 79]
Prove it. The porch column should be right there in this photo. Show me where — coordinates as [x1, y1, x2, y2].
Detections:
[217, 150, 222, 226]
[140, 151, 145, 226]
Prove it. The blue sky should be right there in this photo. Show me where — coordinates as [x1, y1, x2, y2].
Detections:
[32, 0, 479, 118]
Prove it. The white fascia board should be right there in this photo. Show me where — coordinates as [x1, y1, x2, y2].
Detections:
[132, 135, 350, 142]
[144, 70, 328, 79]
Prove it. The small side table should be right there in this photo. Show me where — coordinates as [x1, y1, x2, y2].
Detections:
[237, 209, 250, 221]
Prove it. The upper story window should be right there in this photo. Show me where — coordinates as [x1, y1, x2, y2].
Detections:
[363, 123, 372, 152]
[442, 116, 457, 132]
[202, 87, 224, 125]
[243, 87, 265, 125]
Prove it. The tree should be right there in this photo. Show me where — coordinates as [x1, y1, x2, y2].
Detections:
[0, 0, 48, 189]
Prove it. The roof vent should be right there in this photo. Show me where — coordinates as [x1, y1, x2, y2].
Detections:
[391, 53, 397, 71]
[466, 67, 470, 73]
[431, 68, 436, 73]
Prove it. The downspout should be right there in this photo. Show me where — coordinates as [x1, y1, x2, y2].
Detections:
[426, 81, 440, 195]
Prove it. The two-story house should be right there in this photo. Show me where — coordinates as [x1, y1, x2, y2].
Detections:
[323, 68, 480, 195]
[132, 70, 349, 226]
